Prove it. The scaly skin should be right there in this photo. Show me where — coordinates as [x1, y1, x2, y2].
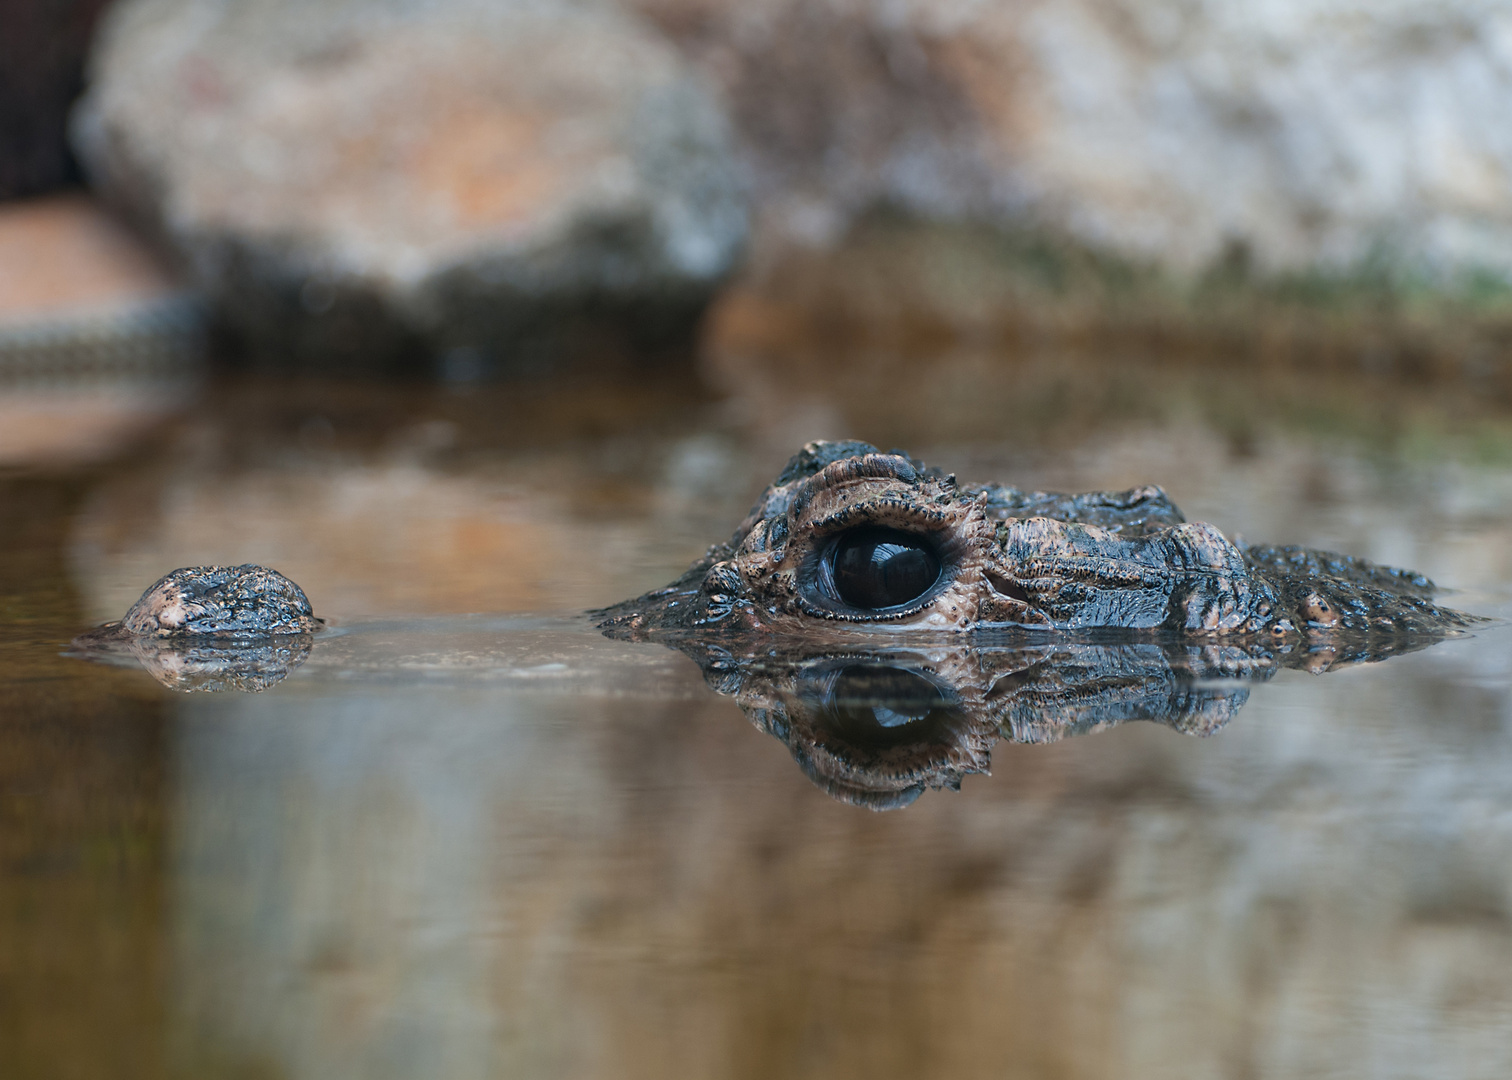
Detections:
[597, 440, 1478, 642]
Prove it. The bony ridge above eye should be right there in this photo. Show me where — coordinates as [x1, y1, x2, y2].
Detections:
[829, 527, 942, 610]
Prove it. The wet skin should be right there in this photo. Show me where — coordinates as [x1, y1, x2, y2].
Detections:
[596, 440, 1478, 641]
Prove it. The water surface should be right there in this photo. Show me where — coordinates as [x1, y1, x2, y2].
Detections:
[5, 357, 1512, 1079]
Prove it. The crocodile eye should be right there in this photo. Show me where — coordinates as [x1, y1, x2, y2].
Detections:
[830, 528, 941, 610]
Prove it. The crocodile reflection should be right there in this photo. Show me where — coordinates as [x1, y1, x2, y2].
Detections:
[652, 633, 1452, 809]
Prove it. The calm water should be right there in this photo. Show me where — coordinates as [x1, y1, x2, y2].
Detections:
[5, 353, 1512, 1079]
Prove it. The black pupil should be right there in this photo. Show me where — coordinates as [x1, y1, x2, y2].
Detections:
[831, 528, 941, 609]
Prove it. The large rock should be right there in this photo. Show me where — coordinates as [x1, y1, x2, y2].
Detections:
[638, 0, 1512, 283]
[73, 0, 748, 372]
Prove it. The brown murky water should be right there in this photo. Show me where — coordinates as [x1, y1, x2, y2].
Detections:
[4, 342, 1512, 1079]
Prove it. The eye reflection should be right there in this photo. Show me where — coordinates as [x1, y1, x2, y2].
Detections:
[829, 527, 942, 610]
[814, 664, 959, 747]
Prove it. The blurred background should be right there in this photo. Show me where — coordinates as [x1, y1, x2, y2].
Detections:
[8, 0, 1512, 620]
[5, 0, 1512, 603]
[5, 1, 1512, 1078]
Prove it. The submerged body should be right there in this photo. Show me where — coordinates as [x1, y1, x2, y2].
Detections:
[599, 440, 1476, 640]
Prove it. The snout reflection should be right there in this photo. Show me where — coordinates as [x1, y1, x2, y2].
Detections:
[69, 629, 314, 692]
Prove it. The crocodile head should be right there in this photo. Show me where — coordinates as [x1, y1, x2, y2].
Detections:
[598, 440, 1477, 641]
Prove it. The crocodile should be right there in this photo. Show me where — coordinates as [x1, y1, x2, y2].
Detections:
[596, 439, 1478, 641]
